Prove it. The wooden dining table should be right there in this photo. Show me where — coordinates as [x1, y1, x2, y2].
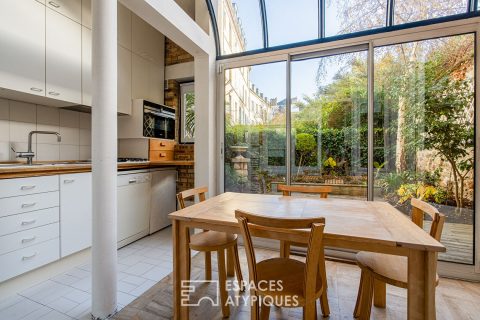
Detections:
[169, 192, 446, 320]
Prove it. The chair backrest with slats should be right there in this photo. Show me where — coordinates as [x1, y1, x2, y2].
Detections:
[277, 184, 332, 198]
[177, 186, 208, 209]
[235, 210, 326, 298]
[410, 198, 445, 242]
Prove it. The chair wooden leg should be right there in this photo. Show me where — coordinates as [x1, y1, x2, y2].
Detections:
[373, 279, 386, 308]
[303, 301, 317, 320]
[187, 248, 192, 279]
[217, 249, 230, 317]
[354, 270, 365, 318]
[232, 243, 245, 291]
[280, 241, 291, 258]
[359, 271, 374, 320]
[226, 246, 235, 277]
[320, 290, 330, 317]
[260, 302, 270, 320]
[205, 251, 212, 280]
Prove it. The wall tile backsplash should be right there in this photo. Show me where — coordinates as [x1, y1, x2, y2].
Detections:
[0, 98, 92, 162]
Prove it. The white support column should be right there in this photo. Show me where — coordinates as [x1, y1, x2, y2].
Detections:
[194, 54, 217, 194]
[91, 0, 118, 319]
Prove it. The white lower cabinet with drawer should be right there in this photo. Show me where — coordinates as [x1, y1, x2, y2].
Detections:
[0, 223, 59, 256]
[0, 191, 59, 218]
[0, 238, 60, 282]
[0, 207, 59, 237]
[0, 175, 59, 199]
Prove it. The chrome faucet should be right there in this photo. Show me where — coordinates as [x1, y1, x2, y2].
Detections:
[16, 131, 62, 165]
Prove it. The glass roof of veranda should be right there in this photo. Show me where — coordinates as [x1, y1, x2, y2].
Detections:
[205, 0, 479, 59]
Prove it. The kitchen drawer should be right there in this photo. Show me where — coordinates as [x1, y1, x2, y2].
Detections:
[0, 223, 59, 256]
[149, 139, 175, 151]
[0, 191, 59, 218]
[0, 176, 59, 199]
[149, 150, 174, 161]
[0, 238, 59, 282]
[0, 207, 59, 237]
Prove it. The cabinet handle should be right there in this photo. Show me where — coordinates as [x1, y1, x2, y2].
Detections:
[20, 185, 36, 190]
[48, 91, 60, 96]
[30, 87, 43, 92]
[159, 153, 166, 157]
[128, 179, 138, 184]
[48, 1, 60, 8]
[21, 219, 36, 226]
[160, 142, 166, 146]
[22, 236, 36, 244]
[21, 202, 36, 208]
[63, 179, 75, 184]
[22, 252, 37, 260]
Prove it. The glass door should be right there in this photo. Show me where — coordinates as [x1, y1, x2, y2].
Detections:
[373, 34, 475, 264]
[290, 49, 368, 199]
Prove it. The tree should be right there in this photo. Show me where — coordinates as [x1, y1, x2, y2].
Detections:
[295, 133, 316, 176]
[184, 92, 195, 138]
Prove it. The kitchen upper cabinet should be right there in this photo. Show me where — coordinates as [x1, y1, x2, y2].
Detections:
[82, 27, 92, 106]
[132, 54, 163, 105]
[46, 0, 81, 24]
[118, 45, 132, 115]
[118, 3, 132, 50]
[81, 0, 91, 29]
[46, 8, 82, 104]
[0, 0, 46, 96]
[132, 14, 164, 65]
[60, 173, 92, 257]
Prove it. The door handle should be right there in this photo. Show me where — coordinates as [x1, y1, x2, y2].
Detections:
[48, 1, 60, 8]
[20, 185, 36, 190]
[63, 179, 75, 184]
[48, 91, 60, 96]
[21, 202, 37, 208]
[30, 87, 43, 92]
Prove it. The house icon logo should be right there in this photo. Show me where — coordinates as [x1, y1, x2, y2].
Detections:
[180, 280, 220, 307]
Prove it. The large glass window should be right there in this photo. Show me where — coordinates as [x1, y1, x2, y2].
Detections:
[224, 62, 287, 193]
[291, 51, 368, 199]
[265, 0, 318, 47]
[394, 0, 468, 25]
[325, 0, 387, 37]
[374, 34, 475, 264]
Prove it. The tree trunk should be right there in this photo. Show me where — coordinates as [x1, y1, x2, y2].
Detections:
[448, 159, 461, 207]
[395, 95, 408, 172]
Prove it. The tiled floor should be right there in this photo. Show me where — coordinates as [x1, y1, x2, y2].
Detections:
[0, 227, 174, 320]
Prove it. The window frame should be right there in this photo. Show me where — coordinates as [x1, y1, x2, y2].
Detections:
[216, 18, 480, 279]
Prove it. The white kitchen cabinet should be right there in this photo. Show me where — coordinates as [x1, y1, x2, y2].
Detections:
[132, 54, 163, 105]
[117, 171, 151, 247]
[60, 173, 92, 257]
[82, 26, 92, 106]
[118, 3, 132, 50]
[150, 169, 176, 233]
[0, 0, 46, 96]
[46, 8, 82, 104]
[46, 0, 81, 23]
[118, 45, 133, 115]
[132, 13, 164, 66]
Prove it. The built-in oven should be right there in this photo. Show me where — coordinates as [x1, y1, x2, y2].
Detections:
[142, 101, 176, 140]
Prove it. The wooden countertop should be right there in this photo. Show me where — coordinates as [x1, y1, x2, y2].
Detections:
[0, 160, 194, 179]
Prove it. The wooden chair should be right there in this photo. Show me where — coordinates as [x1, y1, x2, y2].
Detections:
[353, 198, 445, 319]
[235, 209, 330, 320]
[277, 184, 333, 258]
[177, 187, 244, 317]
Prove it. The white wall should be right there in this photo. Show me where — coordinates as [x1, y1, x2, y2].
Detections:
[0, 98, 91, 162]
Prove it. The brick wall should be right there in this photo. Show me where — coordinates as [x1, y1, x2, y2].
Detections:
[175, 144, 194, 193]
[165, 37, 194, 66]
[164, 79, 180, 143]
